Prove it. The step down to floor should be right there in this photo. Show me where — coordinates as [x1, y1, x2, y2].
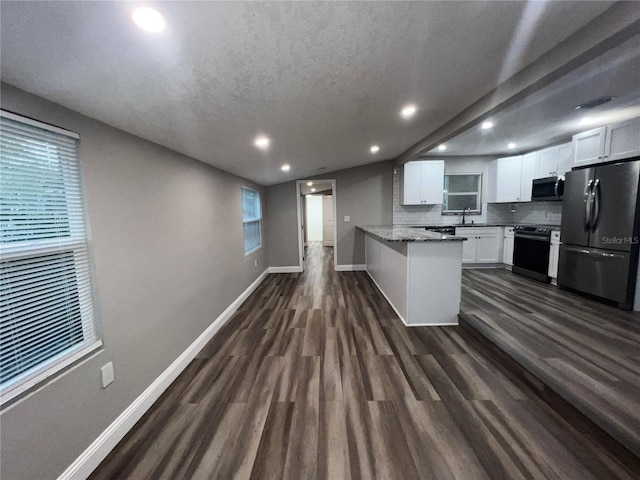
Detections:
[458, 311, 640, 472]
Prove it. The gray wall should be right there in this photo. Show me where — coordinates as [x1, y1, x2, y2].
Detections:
[264, 181, 298, 267]
[0, 84, 266, 480]
[266, 160, 393, 267]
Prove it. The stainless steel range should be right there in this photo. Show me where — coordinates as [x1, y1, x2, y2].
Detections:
[512, 225, 553, 283]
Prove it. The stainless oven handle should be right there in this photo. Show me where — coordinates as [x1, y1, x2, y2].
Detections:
[591, 178, 600, 231]
[584, 180, 593, 231]
[514, 234, 551, 242]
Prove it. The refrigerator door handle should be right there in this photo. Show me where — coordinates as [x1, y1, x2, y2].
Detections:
[564, 246, 591, 255]
[584, 179, 593, 231]
[591, 178, 601, 231]
[563, 245, 626, 259]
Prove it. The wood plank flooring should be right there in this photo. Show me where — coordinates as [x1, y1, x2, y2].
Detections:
[90, 243, 639, 479]
[460, 268, 640, 460]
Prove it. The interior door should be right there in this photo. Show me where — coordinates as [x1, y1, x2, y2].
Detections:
[589, 160, 640, 252]
[560, 167, 594, 247]
[322, 194, 334, 247]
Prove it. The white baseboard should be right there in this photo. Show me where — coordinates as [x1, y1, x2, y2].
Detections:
[57, 268, 270, 480]
[268, 265, 302, 273]
[335, 264, 366, 271]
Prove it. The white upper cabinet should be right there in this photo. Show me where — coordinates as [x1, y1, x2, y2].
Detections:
[573, 127, 607, 166]
[401, 160, 445, 205]
[556, 142, 573, 175]
[573, 118, 640, 167]
[606, 117, 640, 161]
[532, 142, 573, 178]
[495, 156, 523, 202]
[520, 152, 538, 202]
[536, 146, 557, 177]
[402, 162, 423, 205]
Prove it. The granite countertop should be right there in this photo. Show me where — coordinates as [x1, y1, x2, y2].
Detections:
[358, 225, 466, 242]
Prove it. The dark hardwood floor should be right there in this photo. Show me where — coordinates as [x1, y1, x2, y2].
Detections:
[91, 243, 639, 479]
[460, 268, 640, 460]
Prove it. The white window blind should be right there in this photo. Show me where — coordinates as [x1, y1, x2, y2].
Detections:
[442, 174, 482, 214]
[0, 111, 101, 403]
[241, 187, 262, 255]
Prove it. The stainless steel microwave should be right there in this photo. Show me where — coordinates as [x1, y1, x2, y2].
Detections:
[531, 176, 564, 201]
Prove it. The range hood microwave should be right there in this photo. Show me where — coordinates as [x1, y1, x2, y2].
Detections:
[531, 176, 564, 201]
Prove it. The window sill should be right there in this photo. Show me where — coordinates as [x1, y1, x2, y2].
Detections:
[0, 340, 103, 409]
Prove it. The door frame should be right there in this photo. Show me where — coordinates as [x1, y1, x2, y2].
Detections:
[296, 179, 337, 272]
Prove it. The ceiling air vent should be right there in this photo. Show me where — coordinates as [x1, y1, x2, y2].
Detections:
[575, 96, 616, 110]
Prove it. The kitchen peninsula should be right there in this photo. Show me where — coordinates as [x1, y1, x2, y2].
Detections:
[358, 225, 467, 326]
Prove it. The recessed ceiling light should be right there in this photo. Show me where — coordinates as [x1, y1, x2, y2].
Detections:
[438, 144, 447, 151]
[370, 145, 380, 153]
[132, 7, 165, 33]
[508, 142, 516, 149]
[254, 135, 270, 150]
[579, 116, 594, 125]
[481, 121, 494, 130]
[311, 188, 316, 192]
[280, 164, 290, 172]
[306, 181, 313, 186]
[400, 104, 417, 119]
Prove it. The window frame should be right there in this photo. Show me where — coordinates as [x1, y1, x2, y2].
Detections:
[0, 110, 102, 406]
[241, 186, 262, 256]
[441, 173, 483, 215]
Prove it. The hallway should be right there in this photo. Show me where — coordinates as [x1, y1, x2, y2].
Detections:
[91, 244, 638, 479]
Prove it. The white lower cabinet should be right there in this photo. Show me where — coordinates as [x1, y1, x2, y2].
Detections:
[455, 227, 502, 264]
[548, 230, 561, 281]
[503, 227, 514, 266]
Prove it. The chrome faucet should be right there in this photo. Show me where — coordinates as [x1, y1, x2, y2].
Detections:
[461, 207, 471, 225]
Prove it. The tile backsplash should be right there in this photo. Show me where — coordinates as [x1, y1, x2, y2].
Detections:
[392, 171, 563, 226]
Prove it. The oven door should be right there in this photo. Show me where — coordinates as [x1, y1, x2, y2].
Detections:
[513, 233, 551, 282]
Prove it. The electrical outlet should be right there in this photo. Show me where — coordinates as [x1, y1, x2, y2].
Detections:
[101, 362, 114, 388]
[344, 216, 350, 222]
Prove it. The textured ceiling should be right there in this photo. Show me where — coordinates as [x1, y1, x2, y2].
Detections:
[0, 1, 615, 185]
[423, 32, 640, 157]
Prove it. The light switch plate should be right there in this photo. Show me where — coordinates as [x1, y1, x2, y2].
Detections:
[101, 362, 114, 388]
[344, 216, 350, 222]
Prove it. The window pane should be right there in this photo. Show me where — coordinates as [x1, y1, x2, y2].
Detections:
[0, 251, 83, 384]
[444, 174, 479, 193]
[241, 187, 261, 221]
[242, 187, 262, 254]
[243, 220, 261, 253]
[0, 112, 100, 400]
[444, 194, 479, 211]
[443, 174, 481, 213]
[1, 132, 71, 243]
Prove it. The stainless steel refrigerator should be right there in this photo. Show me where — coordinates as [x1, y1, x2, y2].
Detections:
[558, 159, 640, 309]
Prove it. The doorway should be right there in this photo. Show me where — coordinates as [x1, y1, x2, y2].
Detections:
[296, 179, 337, 271]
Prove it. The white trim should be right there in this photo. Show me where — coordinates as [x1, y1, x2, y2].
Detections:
[296, 179, 338, 273]
[1, 341, 103, 408]
[268, 266, 303, 273]
[1, 109, 80, 139]
[335, 264, 366, 271]
[57, 268, 270, 480]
